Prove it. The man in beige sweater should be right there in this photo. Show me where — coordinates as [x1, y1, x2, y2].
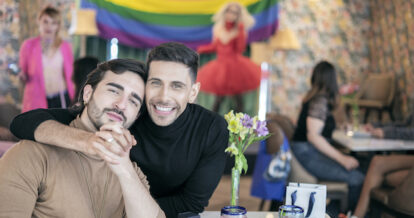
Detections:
[0, 59, 165, 218]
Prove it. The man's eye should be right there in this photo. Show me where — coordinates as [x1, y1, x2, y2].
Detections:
[129, 99, 139, 107]
[172, 84, 183, 89]
[108, 89, 119, 94]
[151, 81, 161, 86]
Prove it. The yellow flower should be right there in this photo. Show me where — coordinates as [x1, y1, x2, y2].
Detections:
[239, 126, 249, 140]
[225, 143, 239, 156]
[224, 110, 235, 123]
[228, 119, 241, 134]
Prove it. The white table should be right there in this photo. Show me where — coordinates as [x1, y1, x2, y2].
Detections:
[200, 211, 277, 218]
[332, 130, 414, 152]
[200, 211, 330, 218]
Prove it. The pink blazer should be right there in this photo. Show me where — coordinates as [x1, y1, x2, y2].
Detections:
[19, 37, 75, 112]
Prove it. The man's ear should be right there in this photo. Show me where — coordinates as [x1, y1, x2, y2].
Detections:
[188, 82, 200, 103]
[83, 84, 93, 104]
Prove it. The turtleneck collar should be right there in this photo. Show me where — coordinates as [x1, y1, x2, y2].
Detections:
[142, 104, 192, 137]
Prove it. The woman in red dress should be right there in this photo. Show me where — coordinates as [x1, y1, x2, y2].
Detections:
[197, 2, 261, 112]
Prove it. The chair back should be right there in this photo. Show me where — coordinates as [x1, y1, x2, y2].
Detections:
[265, 113, 295, 154]
[357, 74, 395, 105]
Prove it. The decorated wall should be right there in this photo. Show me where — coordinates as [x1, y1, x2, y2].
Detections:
[268, 0, 371, 121]
[0, 0, 73, 108]
[369, 0, 414, 119]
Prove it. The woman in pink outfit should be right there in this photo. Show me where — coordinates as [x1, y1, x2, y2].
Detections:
[197, 2, 261, 112]
[19, 6, 75, 112]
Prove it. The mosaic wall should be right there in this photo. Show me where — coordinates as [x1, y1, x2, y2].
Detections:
[0, 0, 73, 108]
[369, 0, 414, 119]
[268, 0, 371, 121]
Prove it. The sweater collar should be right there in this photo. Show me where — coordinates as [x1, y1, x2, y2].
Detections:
[70, 116, 102, 160]
[142, 104, 192, 136]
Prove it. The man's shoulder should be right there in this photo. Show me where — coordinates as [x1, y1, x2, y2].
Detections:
[189, 104, 227, 127]
[8, 140, 69, 160]
[190, 104, 225, 121]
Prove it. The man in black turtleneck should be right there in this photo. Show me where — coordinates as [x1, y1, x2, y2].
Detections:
[10, 42, 229, 218]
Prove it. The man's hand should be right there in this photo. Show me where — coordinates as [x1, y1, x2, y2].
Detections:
[84, 123, 136, 164]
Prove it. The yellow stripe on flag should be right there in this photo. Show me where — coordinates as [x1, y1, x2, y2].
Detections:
[106, 0, 260, 14]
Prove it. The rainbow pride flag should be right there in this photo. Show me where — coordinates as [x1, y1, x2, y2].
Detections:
[81, 0, 279, 49]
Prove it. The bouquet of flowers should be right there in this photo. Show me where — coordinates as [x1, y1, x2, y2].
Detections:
[224, 111, 270, 205]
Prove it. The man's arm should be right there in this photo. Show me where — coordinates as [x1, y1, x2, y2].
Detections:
[156, 117, 229, 217]
[98, 125, 165, 218]
[109, 156, 165, 218]
[10, 108, 75, 140]
[10, 109, 135, 163]
[0, 141, 43, 217]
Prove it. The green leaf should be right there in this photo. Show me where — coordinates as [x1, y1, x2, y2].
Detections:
[241, 154, 248, 174]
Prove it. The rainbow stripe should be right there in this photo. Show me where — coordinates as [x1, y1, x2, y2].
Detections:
[81, 0, 279, 49]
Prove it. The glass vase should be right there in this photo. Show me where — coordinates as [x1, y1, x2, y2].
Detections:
[231, 167, 240, 206]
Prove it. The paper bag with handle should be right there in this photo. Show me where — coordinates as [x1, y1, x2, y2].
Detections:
[285, 183, 326, 218]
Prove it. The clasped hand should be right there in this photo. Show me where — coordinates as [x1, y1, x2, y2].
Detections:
[84, 123, 136, 165]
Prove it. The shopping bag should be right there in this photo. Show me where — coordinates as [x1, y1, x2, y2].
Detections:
[285, 183, 326, 218]
[263, 134, 291, 182]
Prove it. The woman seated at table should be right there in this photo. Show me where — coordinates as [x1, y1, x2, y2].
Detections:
[291, 61, 365, 211]
[353, 155, 414, 217]
[352, 118, 414, 217]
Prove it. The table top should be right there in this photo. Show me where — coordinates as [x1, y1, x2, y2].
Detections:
[200, 211, 330, 218]
[333, 130, 414, 152]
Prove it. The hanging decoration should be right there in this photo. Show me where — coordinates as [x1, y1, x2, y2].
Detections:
[80, 0, 279, 48]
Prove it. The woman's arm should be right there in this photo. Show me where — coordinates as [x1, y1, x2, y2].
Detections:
[307, 117, 359, 171]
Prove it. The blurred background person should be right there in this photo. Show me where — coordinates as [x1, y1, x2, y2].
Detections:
[196, 1, 261, 113]
[72, 56, 99, 103]
[19, 5, 75, 112]
[291, 61, 364, 212]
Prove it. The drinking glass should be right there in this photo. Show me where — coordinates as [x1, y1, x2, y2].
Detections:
[279, 205, 304, 218]
[220, 205, 247, 218]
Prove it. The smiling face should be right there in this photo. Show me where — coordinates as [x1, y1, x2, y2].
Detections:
[81, 70, 145, 130]
[146, 61, 200, 126]
[38, 14, 60, 40]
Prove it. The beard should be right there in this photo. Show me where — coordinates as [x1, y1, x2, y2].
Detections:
[86, 97, 127, 130]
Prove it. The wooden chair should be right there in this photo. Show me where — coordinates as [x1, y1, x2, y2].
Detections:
[343, 74, 395, 123]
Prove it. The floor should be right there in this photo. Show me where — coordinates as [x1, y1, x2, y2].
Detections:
[205, 175, 272, 212]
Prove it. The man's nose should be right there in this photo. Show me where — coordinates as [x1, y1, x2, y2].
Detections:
[158, 85, 170, 100]
[115, 95, 128, 110]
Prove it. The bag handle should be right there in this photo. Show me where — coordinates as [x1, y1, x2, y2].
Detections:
[290, 190, 316, 218]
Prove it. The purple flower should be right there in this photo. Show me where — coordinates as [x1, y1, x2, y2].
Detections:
[241, 114, 253, 128]
[256, 120, 269, 137]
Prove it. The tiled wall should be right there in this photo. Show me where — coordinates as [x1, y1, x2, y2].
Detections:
[268, 0, 371, 121]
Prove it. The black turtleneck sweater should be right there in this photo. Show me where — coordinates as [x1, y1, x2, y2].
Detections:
[10, 104, 229, 218]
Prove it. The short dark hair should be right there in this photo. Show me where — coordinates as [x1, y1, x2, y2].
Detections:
[72, 56, 99, 101]
[146, 42, 199, 82]
[72, 58, 146, 113]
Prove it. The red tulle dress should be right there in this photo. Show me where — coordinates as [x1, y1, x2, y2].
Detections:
[196, 24, 261, 96]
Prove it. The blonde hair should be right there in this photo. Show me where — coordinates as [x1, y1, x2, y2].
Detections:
[38, 5, 62, 49]
[212, 1, 255, 30]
